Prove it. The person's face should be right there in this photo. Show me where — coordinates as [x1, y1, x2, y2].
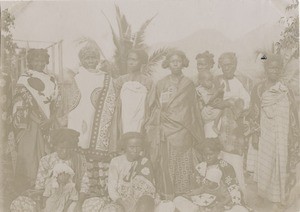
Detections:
[169, 55, 183, 75]
[200, 72, 214, 89]
[57, 172, 70, 185]
[30, 57, 47, 72]
[203, 147, 219, 165]
[206, 180, 218, 190]
[197, 58, 210, 72]
[265, 61, 282, 82]
[55, 144, 72, 160]
[125, 138, 143, 162]
[82, 53, 100, 69]
[220, 58, 236, 79]
[127, 52, 141, 73]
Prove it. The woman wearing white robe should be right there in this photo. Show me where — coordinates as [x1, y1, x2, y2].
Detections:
[110, 49, 153, 152]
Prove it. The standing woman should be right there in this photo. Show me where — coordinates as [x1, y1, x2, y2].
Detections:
[248, 54, 299, 209]
[145, 50, 204, 199]
[12, 49, 59, 192]
[67, 43, 117, 208]
[110, 49, 153, 152]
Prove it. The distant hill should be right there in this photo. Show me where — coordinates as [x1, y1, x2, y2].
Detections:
[149, 23, 284, 82]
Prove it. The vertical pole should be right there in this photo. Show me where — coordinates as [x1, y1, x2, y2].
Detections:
[58, 40, 65, 112]
[51, 45, 55, 75]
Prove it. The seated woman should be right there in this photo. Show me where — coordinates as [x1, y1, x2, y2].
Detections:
[106, 132, 156, 212]
[173, 139, 248, 212]
[10, 128, 86, 212]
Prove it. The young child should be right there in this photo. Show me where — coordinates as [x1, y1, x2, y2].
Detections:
[190, 162, 230, 209]
[43, 163, 78, 212]
[196, 71, 224, 138]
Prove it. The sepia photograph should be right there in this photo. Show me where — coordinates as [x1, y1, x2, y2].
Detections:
[0, 0, 299, 211]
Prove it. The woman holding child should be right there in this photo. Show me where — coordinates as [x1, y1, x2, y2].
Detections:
[209, 52, 250, 194]
[173, 139, 248, 212]
[10, 128, 86, 212]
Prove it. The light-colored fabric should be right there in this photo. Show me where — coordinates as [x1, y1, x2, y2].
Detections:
[10, 196, 37, 212]
[203, 121, 219, 138]
[257, 82, 290, 203]
[82, 197, 106, 212]
[196, 85, 221, 138]
[120, 81, 148, 133]
[16, 70, 58, 119]
[35, 152, 72, 190]
[108, 155, 134, 201]
[155, 201, 177, 212]
[173, 197, 198, 212]
[220, 151, 246, 192]
[220, 76, 250, 109]
[68, 68, 105, 149]
[224, 205, 249, 212]
[43, 182, 78, 212]
[206, 166, 223, 185]
[108, 155, 156, 212]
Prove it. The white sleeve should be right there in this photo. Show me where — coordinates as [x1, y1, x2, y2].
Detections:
[108, 158, 121, 201]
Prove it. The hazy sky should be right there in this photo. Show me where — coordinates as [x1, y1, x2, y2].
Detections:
[1, 0, 292, 68]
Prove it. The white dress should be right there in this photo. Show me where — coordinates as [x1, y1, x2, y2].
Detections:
[120, 81, 148, 133]
[67, 68, 105, 149]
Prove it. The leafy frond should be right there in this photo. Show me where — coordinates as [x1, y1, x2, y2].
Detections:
[142, 47, 171, 75]
[134, 14, 157, 49]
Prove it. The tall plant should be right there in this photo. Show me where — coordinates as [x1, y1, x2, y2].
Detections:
[104, 5, 169, 77]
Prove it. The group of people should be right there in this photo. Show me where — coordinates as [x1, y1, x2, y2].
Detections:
[8, 44, 299, 212]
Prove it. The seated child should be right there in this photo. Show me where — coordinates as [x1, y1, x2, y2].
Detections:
[190, 162, 231, 208]
[196, 71, 246, 142]
[43, 163, 78, 212]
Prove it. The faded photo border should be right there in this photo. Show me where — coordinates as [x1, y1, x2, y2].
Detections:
[0, 0, 299, 211]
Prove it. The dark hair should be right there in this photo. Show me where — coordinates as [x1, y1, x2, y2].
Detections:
[127, 49, 149, 65]
[263, 53, 283, 69]
[162, 49, 189, 69]
[218, 52, 237, 68]
[195, 51, 215, 69]
[78, 45, 100, 62]
[120, 132, 144, 150]
[50, 128, 80, 149]
[202, 138, 223, 153]
[27, 48, 50, 69]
